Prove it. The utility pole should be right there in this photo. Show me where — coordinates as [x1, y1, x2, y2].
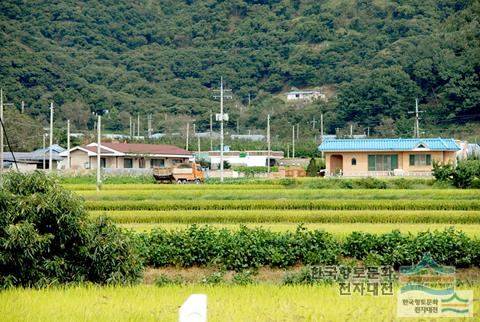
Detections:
[320, 112, 324, 158]
[267, 114, 271, 176]
[49, 102, 54, 172]
[94, 110, 108, 191]
[97, 113, 101, 191]
[292, 125, 295, 158]
[214, 77, 232, 182]
[408, 98, 423, 138]
[220, 79, 225, 182]
[137, 114, 140, 137]
[209, 110, 213, 151]
[193, 123, 200, 153]
[147, 114, 152, 138]
[0, 89, 3, 187]
[132, 123, 136, 140]
[320, 113, 324, 144]
[67, 119, 70, 170]
[287, 144, 290, 158]
[367, 127, 370, 137]
[129, 116, 132, 138]
[21, 101, 24, 113]
[42, 133, 46, 170]
[311, 117, 317, 130]
[350, 124, 353, 138]
[186, 122, 189, 151]
[296, 124, 299, 140]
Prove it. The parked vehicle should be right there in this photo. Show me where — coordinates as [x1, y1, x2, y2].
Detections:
[153, 162, 204, 184]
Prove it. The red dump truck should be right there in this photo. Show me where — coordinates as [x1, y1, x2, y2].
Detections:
[153, 162, 204, 184]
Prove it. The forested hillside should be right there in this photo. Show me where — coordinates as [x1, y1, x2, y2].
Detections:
[0, 0, 478, 142]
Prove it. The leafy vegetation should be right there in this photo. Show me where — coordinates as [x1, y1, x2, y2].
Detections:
[433, 160, 480, 188]
[0, 172, 144, 288]
[145, 225, 480, 270]
[0, 0, 478, 149]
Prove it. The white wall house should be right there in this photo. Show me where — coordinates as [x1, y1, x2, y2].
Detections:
[208, 151, 284, 167]
[286, 91, 326, 102]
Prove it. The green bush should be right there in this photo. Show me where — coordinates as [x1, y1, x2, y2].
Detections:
[356, 178, 388, 189]
[433, 160, 480, 188]
[147, 225, 340, 271]
[232, 270, 255, 285]
[233, 166, 278, 177]
[0, 172, 143, 288]
[306, 158, 323, 177]
[200, 271, 224, 285]
[342, 228, 478, 268]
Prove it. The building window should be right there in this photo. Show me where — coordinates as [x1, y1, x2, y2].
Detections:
[100, 158, 106, 168]
[351, 158, 357, 166]
[150, 159, 165, 168]
[139, 158, 145, 168]
[409, 154, 431, 166]
[368, 155, 398, 171]
[172, 159, 183, 164]
[124, 158, 133, 168]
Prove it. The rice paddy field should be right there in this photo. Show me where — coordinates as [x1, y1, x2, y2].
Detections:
[1, 284, 479, 322]
[4, 179, 480, 321]
[67, 182, 480, 238]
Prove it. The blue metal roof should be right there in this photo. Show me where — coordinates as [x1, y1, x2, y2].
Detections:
[318, 138, 460, 152]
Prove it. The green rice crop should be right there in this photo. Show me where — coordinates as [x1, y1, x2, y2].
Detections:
[89, 210, 480, 224]
[77, 189, 480, 201]
[85, 199, 480, 211]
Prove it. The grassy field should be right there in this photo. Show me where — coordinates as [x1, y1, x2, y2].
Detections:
[2, 284, 479, 321]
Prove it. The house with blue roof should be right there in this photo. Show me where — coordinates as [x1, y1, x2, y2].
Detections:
[318, 138, 460, 177]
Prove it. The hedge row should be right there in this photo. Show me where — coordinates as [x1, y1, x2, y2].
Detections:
[67, 184, 284, 191]
[91, 210, 480, 224]
[144, 226, 480, 270]
[86, 199, 480, 211]
[78, 189, 480, 201]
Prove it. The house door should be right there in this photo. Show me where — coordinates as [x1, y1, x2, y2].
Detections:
[330, 155, 343, 175]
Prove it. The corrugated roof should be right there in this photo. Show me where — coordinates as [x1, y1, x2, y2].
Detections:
[101, 143, 192, 155]
[2, 152, 63, 161]
[318, 138, 460, 151]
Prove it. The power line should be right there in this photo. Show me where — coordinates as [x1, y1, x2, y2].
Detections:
[0, 116, 19, 171]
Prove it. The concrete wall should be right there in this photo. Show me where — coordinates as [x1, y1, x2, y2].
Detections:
[70, 150, 90, 169]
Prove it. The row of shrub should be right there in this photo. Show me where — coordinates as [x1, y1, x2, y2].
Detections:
[143, 225, 480, 270]
[66, 183, 285, 191]
[91, 210, 480, 224]
[57, 173, 155, 185]
[85, 199, 480, 211]
[78, 188, 479, 201]
[204, 177, 439, 189]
